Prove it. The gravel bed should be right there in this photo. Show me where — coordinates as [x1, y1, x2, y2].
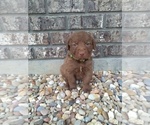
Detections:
[0, 71, 150, 125]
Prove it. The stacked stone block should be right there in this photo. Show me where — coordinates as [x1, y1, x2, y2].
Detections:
[0, 0, 150, 61]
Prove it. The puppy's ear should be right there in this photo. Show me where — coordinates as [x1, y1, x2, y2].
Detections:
[92, 38, 96, 50]
[66, 36, 71, 51]
[88, 32, 96, 50]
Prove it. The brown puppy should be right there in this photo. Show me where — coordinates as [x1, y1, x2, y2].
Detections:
[60, 31, 96, 92]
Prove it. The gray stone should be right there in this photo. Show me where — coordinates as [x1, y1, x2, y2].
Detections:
[98, 115, 104, 122]
[0, 0, 27, 13]
[50, 32, 70, 45]
[122, 45, 150, 56]
[48, 0, 71, 13]
[106, 13, 122, 28]
[123, 13, 150, 28]
[84, 116, 92, 123]
[68, 15, 82, 29]
[102, 45, 122, 57]
[0, 48, 9, 59]
[93, 30, 121, 43]
[29, 16, 66, 30]
[29, 0, 45, 13]
[99, 0, 122, 11]
[9, 119, 24, 125]
[57, 120, 65, 125]
[74, 120, 82, 125]
[72, 0, 85, 12]
[82, 14, 103, 29]
[0, 33, 28, 45]
[0, 16, 28, 31]
[33, 46, 66, 59]
[122, 30, 150, 42]
[122, 0, 150, 11]
[9, 47, 29, 59]
[144, 79, 150, 87]
[34, 119, 43, 125]
[28, 33, 49, 45]
[86, 0, 99, 12]
[48, 0, 85, 13]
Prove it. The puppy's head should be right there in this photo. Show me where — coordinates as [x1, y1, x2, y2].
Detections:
[67, 31, 96, 60]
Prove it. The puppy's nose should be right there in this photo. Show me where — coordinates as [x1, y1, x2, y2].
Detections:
[80, 53, 84, 56]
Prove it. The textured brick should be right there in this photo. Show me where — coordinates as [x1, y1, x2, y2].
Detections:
[93, 46, 101, 57]
[93, 30, 121, 42]
[106, 13, 122, 28]
[28, 33, 49, 45]
[48, 0, 71, 13]
[122, 0, 150, 11]
[102, 44, 150, 57]
[0, 0, 27, 13]
[86, 0, 99, 12]
[9, 47, 29, 59]
[28, 48, 34, 59]
[0, 33, 28, 45]
[50, 32, 71, 44]
[122, 30, 150, 42]
[68, 16, 82, 29]
[0, 16, 28, 31]
[0, 48, 9, 59]
[29, 0, 45, 13]
[82, 14, 103, 29]
[123, 13, 150, 28]
[122, 45, 150, 56]
[34, 47, 66, 59]
[72, 0, 85, 12]
[102, 45, 122, 57]
[29, 16, 66, 31]
[99, 0, 122, 11]
[48, 0, 85, 13]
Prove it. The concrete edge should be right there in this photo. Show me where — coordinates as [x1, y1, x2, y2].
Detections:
[0, 58, 150, 74]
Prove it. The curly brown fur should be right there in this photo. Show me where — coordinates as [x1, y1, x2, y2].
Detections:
[60, 31, 96, 92]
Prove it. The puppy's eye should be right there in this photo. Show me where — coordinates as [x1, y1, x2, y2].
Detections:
[85, 41, 91, 46]
[71, 43, 78, 47]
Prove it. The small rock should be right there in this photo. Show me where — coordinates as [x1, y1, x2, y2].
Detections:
[144, 79, 150, 87]
[84, 116, 92, 123]
[43, 117, 50, 123]
[69, 99, 75, 106]
[108, 111, 114, 120]
[98, 115, 104, 122]
[125, 90, 136, 96]
[88, 94, 100, 101]
[34, 119, 43, 125]
[130, 84, 140, 89]
[40, 109, 48, 116]
[49, 80, 54, 85]
[74, 120, 81, 125]
[71, 92, 78, 99]
[62, 114, 69, 120]
[109, 84, 116, 89]
[65, 90, 71, 97]
[128, 111, 138, 120]
[78, 109, 86, 115]
[103, 92, 110, 100]
[117, 79, 122, 86]
[80, 95, 86, 100]
[144, 96, 150, 102]
[102, 111, 108, 120]
[76, 114, 84, 120]
[57, 120, 65, 125]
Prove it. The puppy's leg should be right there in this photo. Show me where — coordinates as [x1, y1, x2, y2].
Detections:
[82, 73, 92, 92]
[67, 75, 77, 90]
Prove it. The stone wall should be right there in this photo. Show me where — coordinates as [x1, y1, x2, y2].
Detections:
[0, 0, 150, 74]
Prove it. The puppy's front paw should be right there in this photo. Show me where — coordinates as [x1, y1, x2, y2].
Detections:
[69, 84, 77, 90]
[82, 85, 92, 93]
